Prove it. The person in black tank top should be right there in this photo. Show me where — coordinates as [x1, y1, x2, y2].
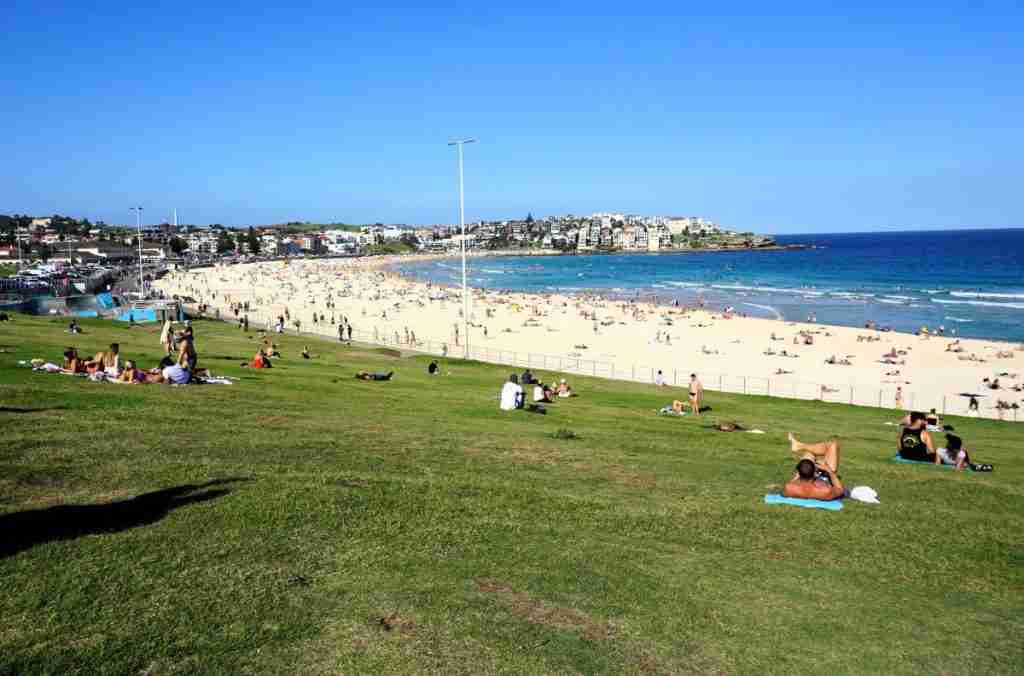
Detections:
[898, 411, 935, 461]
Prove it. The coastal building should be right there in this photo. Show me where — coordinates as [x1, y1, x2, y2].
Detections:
[74, 243, 136, 264]
[634, 226, 649, 250]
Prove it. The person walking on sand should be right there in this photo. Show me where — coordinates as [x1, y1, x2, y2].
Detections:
[895, 386, 904, 410]
[689, 373, 703, 414]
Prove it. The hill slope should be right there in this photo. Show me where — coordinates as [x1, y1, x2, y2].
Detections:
[1, 315, 1021, 674]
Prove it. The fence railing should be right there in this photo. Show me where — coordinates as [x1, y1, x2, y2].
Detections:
[188, 300, 1020, 423]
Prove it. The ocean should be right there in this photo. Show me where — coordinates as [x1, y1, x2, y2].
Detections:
[395, 228, 1024, 342]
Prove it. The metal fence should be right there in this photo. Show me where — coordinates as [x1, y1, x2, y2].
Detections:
[190, 301, 1019, 423]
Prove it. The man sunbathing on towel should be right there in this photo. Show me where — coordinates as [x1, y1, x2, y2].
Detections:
[787, 432, 840, 472]
[784, 433, 844, 500]
[784, 459, 845, 501]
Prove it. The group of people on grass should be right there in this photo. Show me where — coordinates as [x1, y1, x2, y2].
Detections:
[896, 410, 993, 471]
[59, 320, 199, 385]
[783, 410, 993, 502]
[499, 369, 575, 411]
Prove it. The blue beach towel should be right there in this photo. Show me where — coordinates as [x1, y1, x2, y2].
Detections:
[764, 494, 843, 511]
[892, 455, 971, 472]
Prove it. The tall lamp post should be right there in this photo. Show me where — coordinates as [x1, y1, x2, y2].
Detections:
[130, 207, 144, 297]
[448, 138, 476, 358]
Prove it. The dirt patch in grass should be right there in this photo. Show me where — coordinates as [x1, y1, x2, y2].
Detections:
[462, 443, 565, 467]
[374, 613, 417, 634]
[604, 465, 658, 489]
[474, 579, 614, 642]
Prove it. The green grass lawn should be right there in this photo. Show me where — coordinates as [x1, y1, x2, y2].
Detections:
[1, 314, 1022, 675]
[0, 263, 17, 278]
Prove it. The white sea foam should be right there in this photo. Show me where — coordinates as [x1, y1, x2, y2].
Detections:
[933, 299, 1024, 310]
[950, 291, 1024, 300]
[881, 295, 915, 301]
[665, 281, 705, 288]
[877, 299, 906, 305]
[711, 283, 823, 296]
[943, 316, 975, 323]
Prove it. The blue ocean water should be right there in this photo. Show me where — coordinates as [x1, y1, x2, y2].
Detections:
[395, 229, 1024, 342]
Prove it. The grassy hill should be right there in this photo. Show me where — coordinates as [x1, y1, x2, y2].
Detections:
[1, 314, 1021, 674]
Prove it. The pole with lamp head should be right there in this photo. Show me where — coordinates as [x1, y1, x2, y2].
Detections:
[130, 207, 144, 297]
[448, 138, 476, 359]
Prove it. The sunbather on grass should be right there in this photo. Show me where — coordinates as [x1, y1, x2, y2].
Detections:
[783, 459, 845, 501]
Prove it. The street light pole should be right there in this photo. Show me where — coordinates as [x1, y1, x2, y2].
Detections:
[448, 138, 476, 359]
[130, 207, 144, 297]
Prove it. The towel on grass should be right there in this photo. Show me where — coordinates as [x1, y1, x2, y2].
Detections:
[892, 455, 972, 472]
[849, 486, 880, 504]
[198, 377, 234, 385]
[764, 494, 843, 511]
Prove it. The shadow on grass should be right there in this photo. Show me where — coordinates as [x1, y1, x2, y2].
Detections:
[0, 478, 250, 559]
[0, 406, 69, 414]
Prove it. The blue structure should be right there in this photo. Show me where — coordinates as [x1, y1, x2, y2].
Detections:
[116, 308, 158, 323]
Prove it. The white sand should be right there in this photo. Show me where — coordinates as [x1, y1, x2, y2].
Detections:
[156, 256, 1023, 420]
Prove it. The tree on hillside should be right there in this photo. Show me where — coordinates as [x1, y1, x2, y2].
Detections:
[246, 227, 261, 254]
[169, 237, 187, 255]
[216, 231, 235, 254]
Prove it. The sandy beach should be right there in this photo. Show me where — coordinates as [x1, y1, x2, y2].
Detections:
[156, 256, 1023, 420]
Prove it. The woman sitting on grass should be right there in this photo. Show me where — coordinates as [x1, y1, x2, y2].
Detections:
[936, 433, 993, 472]
[62, 348, 87, 374]
[248, 351, 272, 368]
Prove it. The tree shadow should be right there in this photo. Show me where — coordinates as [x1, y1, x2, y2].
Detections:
[0, 478, 249, 559]
[0, 406, 70, 414]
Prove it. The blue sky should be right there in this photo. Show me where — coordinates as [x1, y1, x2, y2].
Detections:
[2, 1, 1023, 232]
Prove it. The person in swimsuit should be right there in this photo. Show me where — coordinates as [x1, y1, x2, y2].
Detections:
[787, 433, 840, 473]
[689, 374, 703, 415]
[784, 459, 844, 501]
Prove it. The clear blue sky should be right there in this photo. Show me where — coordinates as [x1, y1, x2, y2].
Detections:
[2, 1, 1023, 232]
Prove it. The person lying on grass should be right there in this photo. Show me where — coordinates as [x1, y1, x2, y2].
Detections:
[355, 371, 393, 381]
[116, 360, 153, 384]
[788, 432, 840, 473]
[783, 458, 845, 501]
